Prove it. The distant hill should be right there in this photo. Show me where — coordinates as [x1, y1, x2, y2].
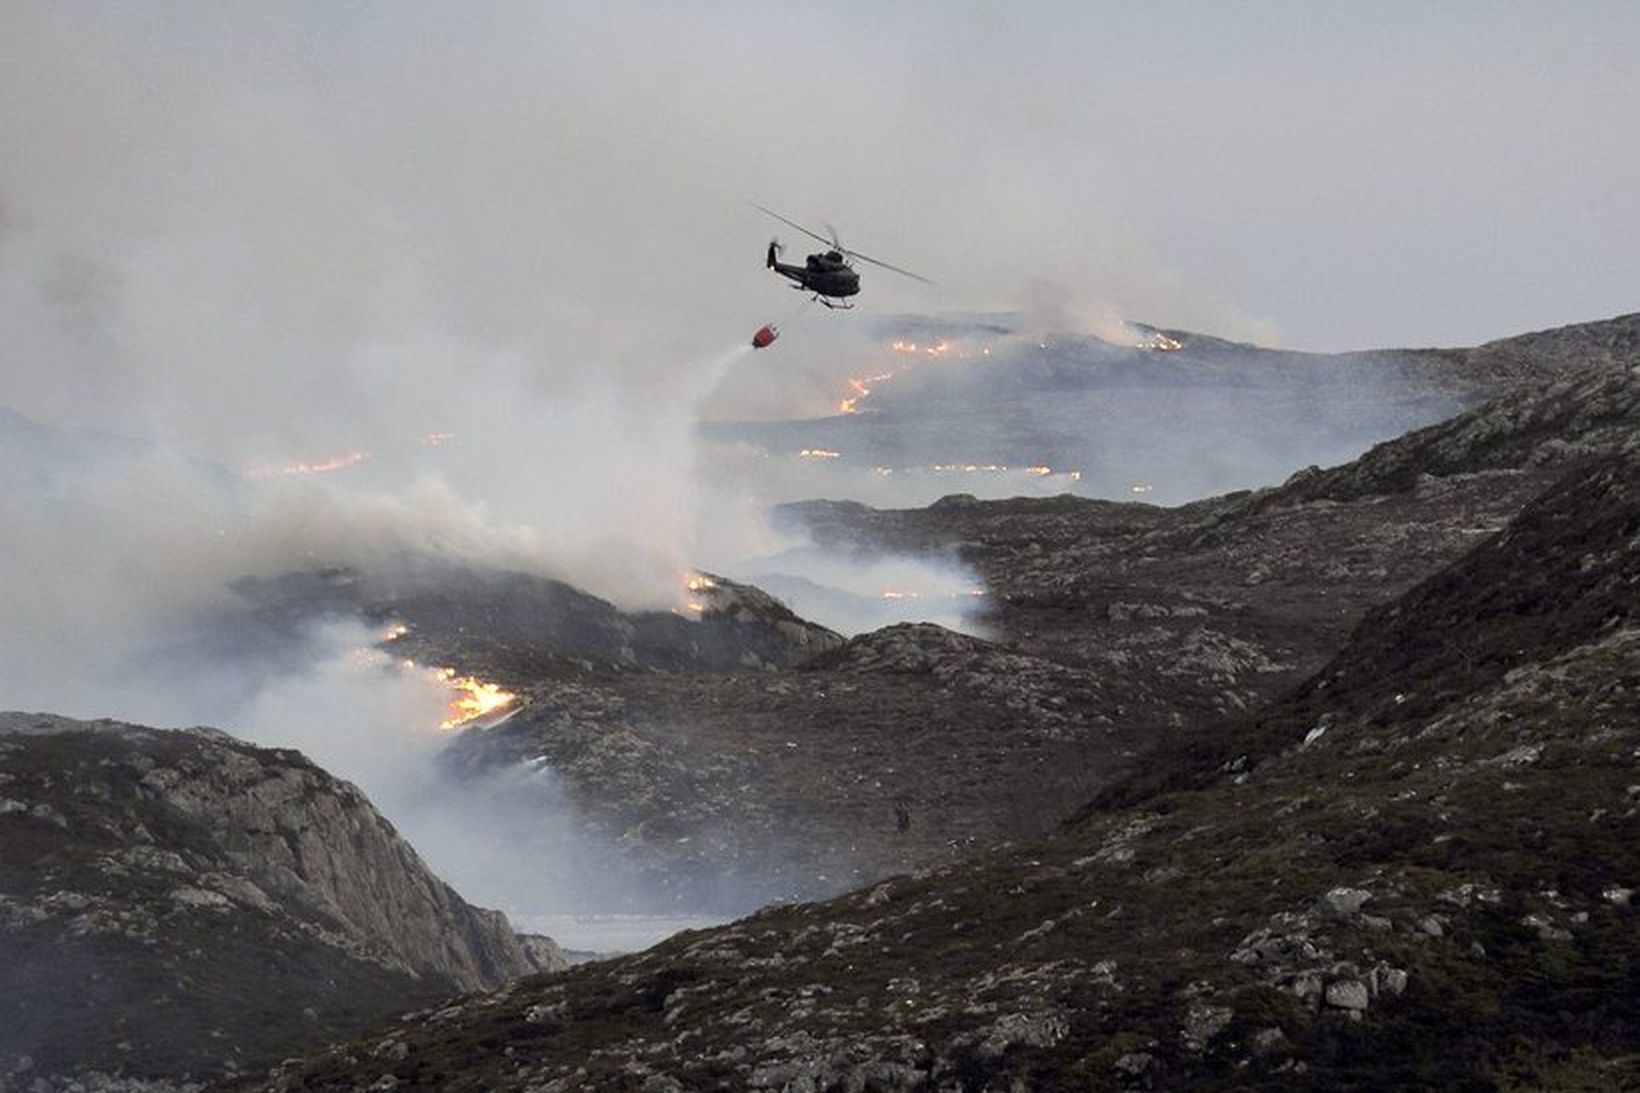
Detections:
[700, 310, 1556, 506]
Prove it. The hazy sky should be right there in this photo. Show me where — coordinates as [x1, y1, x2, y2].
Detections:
[2, 0, 1638, 605]
[4, 5, 1637, 364]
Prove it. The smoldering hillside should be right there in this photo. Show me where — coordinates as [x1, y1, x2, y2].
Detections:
[4, 2, 1637, 956]
[698, 313, 1483, 509]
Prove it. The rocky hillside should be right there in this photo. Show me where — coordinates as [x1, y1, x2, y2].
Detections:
[240, 402, 1640, 1091]
[233, 320, 1639, 1091]
[353, 317, 1637, 912]
[0, 715, 561, 1091]
[231, 564, 842, 678]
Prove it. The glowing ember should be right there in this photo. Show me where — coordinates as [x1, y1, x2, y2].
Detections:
[436, 668, 516, 729]
[679, 574, 718, 615]
[932, 463, 1008, 475]
[887, 339, 951, 356]
[881, 590, 919, 601]
[838, 372, 894, 414]
[1130, 483, 1154, 494]
[1026, 465, 1053, 477]
[381, 623, 410, 642]
[243, 449, 370, 479]
[1137, 332, 1183, 351]
[799, 448, 842, 460]
[422, 431, 457, 447]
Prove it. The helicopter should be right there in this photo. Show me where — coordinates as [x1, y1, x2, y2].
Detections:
[751, 202, 933, 309]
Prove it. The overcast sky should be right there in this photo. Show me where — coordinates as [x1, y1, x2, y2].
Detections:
[2, 1, 1638, 526]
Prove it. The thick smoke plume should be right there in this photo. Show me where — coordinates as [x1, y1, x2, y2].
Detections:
[0, 3, 1398, 935]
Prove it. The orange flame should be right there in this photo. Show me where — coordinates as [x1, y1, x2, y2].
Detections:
[678, 573, 717, 616]
[1137, 332, 1183, 351]
[838, 372, 895, 414]
[436, 668, 516, 729]
[799, 448, 841, 460]
[243, 449, 371, 479]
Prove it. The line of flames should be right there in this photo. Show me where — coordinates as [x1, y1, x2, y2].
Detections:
[388, 631, 518, 729]
[866, 463, 1081, 481]
[435, 668, 517, 729]
[880, 588, 988, 600]
[243, 429, 457, 480]
[242, 449, 371, 479]
[838, 371, 895, 414]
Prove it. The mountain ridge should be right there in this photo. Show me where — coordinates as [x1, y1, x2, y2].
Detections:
[229, 322, 1640, 1090]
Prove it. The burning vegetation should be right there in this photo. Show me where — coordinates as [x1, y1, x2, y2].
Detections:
[1135, 329, 1184, 351]
[242, 449, 371, 479]
[378, 627, 516, 729]
[838, 372, 895, 415]
[890, 339, 953, 356]
[436, 669, 517, 730]
[681, 573, 717, 615]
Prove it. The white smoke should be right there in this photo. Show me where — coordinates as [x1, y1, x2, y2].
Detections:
[733, 548, 992, 638]
[0, 3, 1345, 941]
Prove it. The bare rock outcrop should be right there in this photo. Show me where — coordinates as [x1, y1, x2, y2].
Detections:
[0, 714, 545, 1088]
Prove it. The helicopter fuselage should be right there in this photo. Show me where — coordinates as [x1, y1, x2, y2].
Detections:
[753, 204, 930, 309]
[767, 243, 859, 303]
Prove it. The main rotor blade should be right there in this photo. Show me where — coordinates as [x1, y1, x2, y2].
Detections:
[747, 202, 835, 249]
[842, 247, 937, 286]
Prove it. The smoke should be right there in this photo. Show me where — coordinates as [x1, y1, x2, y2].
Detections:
[1, 2, 1511, 945]
[733, 548, 991, 638]
[1, 5, 776, 621]
[227, 621, 668, 922]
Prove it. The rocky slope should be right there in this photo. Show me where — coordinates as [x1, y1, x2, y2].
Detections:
[221, 316, 1640, 1091]
[0, 715, 560, 1091]
[306, 315, 1630, 913]
[238, 376, 1640, 1090]
[231, 565, 842, 677]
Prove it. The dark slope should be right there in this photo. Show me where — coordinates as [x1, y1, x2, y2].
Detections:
[230, 348, 1640, 1090]
[231, 563, 841, 676]
[368, 321, 1635, 912]
[228, 456, 1640, 1092]
[0, 715, 550, 1090]
[1086, 354, 1639, 810]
